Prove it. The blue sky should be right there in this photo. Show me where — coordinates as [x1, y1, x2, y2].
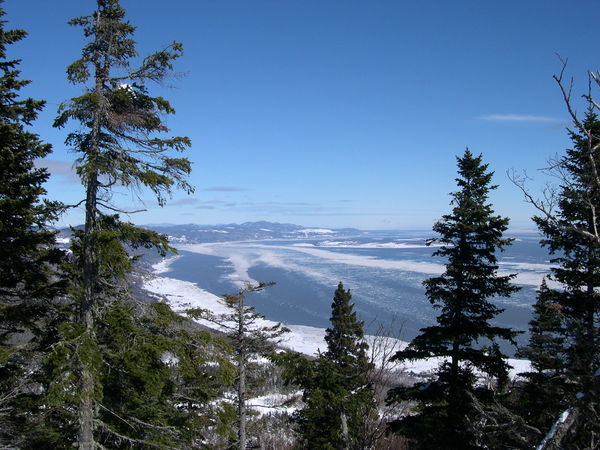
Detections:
[6, 0, 600, 230]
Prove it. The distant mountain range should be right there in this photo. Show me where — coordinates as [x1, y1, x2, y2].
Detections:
[145, 221, 364, 244]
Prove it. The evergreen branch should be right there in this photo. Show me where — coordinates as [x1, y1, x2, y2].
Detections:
[95, 419, 180, 450]
[128, 415, 179, 434]
[97, 403, 136, 430]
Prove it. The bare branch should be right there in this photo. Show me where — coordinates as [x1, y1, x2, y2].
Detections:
[96, 200, 147, 214]
[57, 199, 86, 210]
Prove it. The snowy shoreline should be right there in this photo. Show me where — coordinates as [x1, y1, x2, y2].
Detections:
[141, 255, 531, 377]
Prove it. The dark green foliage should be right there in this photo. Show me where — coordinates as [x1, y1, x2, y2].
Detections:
[528, 109, 600, 447]
[0, 8, 63, 344]
[515, 279, 568, 436]
[284, 283, 375, 449]
[387, 149, 519, 450]
[38, 297, 235, 449]
[325, 283, 371, 372]
[97, 301, 234, 448]
[96, 302, 183, 447]
[0, 3, 66, 446]
[519, 280, 566, 375]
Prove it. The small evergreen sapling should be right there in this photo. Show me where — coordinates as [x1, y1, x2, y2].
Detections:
[287, 282, 376, 450]
[516, 279, 568, 437]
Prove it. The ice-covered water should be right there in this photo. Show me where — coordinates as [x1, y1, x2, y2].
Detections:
[151, 232, 552, 353]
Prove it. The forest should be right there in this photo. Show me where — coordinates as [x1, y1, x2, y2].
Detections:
[1, 0, 599, 449]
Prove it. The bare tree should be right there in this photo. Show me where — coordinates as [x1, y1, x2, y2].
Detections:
[510, 57, 600, 245]
[358, 318, 410, 449]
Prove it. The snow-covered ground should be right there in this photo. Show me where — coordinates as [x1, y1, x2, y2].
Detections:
[247, 392, 302, 416]
[141, 256, 531, 378]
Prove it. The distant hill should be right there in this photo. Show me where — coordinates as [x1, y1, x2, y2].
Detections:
[145, 221, 364, 244]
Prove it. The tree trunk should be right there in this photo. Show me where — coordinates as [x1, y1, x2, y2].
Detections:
[78, 174, 98, 450]
[237, 296, 246, 450]
[78, 365, 95, 450]
[78, 19, 103, 444]
[340, 410, 350, 450]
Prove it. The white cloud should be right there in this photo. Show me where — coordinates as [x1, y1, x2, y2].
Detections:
[479, 114, 562, 123]
[34, 158, 79, 184]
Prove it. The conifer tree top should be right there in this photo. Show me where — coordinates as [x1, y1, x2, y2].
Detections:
[325, 282, 370, 371]
[0, 0, 62, 301]
[424, 149, 519, 349]
[54, 0, 193, 207]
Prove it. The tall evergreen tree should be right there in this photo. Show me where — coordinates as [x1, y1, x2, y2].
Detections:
[52, 1, 192, 447]
[530, 109, 600, 447]
[287, 282, 375, 449]
[387, 149, 519, 450]
[0, 3, 65, 445]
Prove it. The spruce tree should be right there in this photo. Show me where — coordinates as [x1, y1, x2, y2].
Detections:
[387, 149, 519, 450]
[289, 282, 375, 449]
[52, 1, 192, 447]
[530, 109, 600, 447]
[325, 282, 371, 372]
[515, 279, 568, 437]
[0, 3, 65, 445]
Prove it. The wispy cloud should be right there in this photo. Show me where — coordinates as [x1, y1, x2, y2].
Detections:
[202, 186, 249, 192]
[170, 198, 239, 207]
[170, 198, 202, 206]
[478, 114, 562, 123]
[167, 198, 391, 217]
[168, 197, 388, 218]
[34, 159, 79, 184]
[217, 201, 385, 217]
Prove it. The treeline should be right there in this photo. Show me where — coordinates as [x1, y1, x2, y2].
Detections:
[1, 1, 599, 449]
